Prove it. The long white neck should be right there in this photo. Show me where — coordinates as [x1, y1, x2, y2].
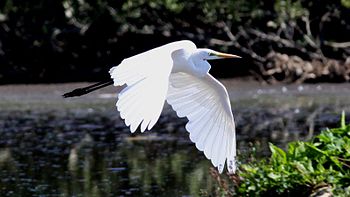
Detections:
[171, 49, 211, 77]
[189, 52, 211, 77]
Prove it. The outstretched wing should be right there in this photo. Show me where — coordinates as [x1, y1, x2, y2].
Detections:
[167, 72, 236, 173]
[109, 41, 197, 133]
[109, 48, 173, 133]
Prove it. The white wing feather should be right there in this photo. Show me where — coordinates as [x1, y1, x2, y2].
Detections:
[109, 41, 196, 133]
[110, 49, 172, 133]
[167, 72, 236, 173]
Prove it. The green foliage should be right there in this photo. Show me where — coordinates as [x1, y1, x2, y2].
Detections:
[238, 113, 350, 196]
[274, 0, 308, 21]
[341, 0, 350, 8]
[0, 0, 349, 83]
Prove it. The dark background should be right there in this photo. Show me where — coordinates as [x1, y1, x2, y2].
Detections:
[0, 0, 349, 84]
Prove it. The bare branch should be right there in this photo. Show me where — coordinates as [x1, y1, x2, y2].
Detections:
[302, 16, 312, 37]
[303, 35, 318, 49]
[247, 28, 295, 48]
[324, 41, 350, 49]
[219, 22, 237, 41]
[209, 38, 234, 46]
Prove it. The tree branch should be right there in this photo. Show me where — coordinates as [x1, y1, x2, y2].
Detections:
[324, 41, 350, 49]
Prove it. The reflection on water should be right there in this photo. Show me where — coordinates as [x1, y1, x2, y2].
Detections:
[1, 82, 350, 196]
[0, 128, 216, 196]
[0, 109, 219, 196]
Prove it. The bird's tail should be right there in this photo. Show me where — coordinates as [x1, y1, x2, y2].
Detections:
[62, 80, 114, 98]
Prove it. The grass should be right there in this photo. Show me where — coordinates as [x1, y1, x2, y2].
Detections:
[211, 112, 350, 196]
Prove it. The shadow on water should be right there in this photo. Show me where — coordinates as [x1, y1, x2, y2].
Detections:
[1, 82, 350, 196]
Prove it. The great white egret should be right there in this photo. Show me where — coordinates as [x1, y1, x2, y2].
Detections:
[63, 40, 241, 173]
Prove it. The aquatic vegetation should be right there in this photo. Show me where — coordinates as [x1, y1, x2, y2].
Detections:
[236, 112, 350, 196]
[210, 112, 350, 196]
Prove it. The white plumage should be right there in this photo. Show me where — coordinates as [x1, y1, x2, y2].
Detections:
[109, 40, 239, 173]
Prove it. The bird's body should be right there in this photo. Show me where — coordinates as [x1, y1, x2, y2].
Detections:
[108, 40, 239, 173]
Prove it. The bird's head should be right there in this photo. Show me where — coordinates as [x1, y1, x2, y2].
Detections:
[196, 48, 241, 60]
[186, 48, 241, 77]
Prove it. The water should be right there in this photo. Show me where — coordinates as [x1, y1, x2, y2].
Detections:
[0, 108, 216, 196]
[1, 81, 350, 196]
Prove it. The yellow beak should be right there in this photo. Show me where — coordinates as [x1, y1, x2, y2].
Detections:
[214, 51, 241, 59]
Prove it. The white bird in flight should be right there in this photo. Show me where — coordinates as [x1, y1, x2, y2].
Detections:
[63, 40, 241, 173]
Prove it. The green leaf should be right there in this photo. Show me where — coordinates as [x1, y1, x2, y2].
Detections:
[269, 143, 287, 163]
[267, 172, 281, 180]
[341, 110, 346, 129]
